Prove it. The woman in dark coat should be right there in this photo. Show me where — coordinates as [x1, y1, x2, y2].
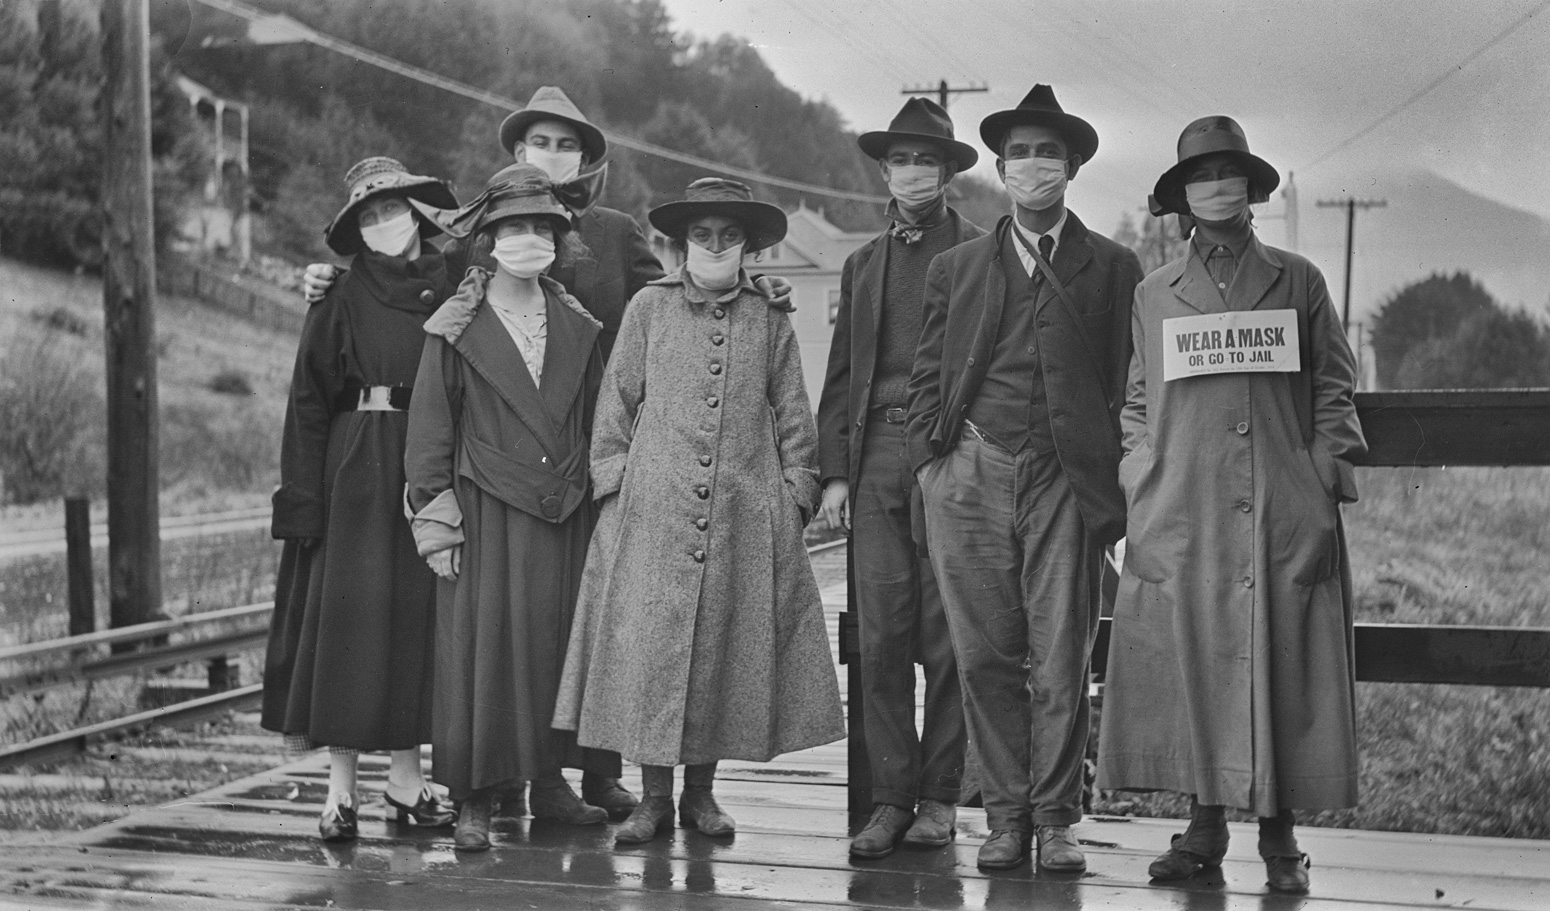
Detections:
[404, 163, 610, 851]
[554, 179, 845, 846]
[262, 157, 460, 841]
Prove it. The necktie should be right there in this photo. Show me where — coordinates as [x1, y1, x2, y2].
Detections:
[1038, 234, 1055, 262]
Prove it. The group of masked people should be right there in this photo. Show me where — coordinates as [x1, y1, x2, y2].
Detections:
[260, 79, 1365, 898]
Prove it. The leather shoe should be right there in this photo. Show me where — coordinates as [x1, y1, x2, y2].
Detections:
[1265, 853, 1311, 894]
[679, 787, 736, 837]
[1037, 825, 1086, 872]
[614, 795, 675, 845]
[495, 782, 526, 818]
[902, 799, 956, 848]
[582, 775, 640, 822]
[976, 828, 1031, 870]
[454, 791, 493, 852]
[385, 785, 457, 827]
[318, 796, 358, 843]
[529, 778, 608, 825]
[849, 804, 914, 859]
[1149, 828, 1230, 880]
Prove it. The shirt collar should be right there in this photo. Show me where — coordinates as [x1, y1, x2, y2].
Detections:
[1192, 221, 1253, 261]
[1012, 208, 1067, 260]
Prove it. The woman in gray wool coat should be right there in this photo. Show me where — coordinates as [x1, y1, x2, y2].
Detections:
[554, 179, 846, 846]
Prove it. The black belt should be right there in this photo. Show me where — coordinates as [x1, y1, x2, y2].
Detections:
[334, 385, 412, 412]
[870, 405, 908, 424]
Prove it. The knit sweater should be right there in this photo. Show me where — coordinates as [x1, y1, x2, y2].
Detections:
[871, 214, 960, 407]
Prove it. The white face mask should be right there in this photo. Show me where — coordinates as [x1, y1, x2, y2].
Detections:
[492, 233, 556, 279]
[1185, 177, 1250, 223]
[686, 241, 744, 291]
[887, 164, 944, 211]
[523, 148, 583, 184]
[1002, 156, 1068, 212]
[359, 210, 418, 257]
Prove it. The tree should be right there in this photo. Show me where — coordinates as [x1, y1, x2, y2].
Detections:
[1112, 209, 1189, 274]
[1392, 305, 1550, 390]
[1370, 272, 1496, 388]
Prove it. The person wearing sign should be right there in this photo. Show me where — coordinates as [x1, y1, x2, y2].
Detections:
[1095, 116, 1367, 896]
[817, 97, 984, 859]
[906, 85, 1143, 872]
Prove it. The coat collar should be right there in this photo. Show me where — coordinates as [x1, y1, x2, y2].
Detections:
[993, 210, 1096, 287]
[346, 248, 451, 314]
[1166, 230, 1284, 315]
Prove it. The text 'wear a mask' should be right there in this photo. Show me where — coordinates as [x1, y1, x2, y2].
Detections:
[887, 164, 944, 210]
[525, 148, 582, 184]
[493, 233, 556, 279]
[687, 241, 744, 291]
[1185, 177, 1250, 223]
[1002, 157, 1068, 212]
[360, 211, 418, 257]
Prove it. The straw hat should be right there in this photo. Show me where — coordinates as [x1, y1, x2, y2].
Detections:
[324, 157, 457, 255]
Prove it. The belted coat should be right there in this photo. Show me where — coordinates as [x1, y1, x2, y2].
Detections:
[905, 213, 1142, 545]
[1096, 235, 1367, 814]
[554, 269, 845, 766]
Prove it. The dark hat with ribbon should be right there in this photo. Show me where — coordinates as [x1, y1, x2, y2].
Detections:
[324, 157, 458, 255]
[857, 97, 979, 171]
[498, 85, 608, 164]
[447, 163, 574, 239]
[648, 178, 788, 254]
[979, 84, 1099, 163]
[1152, 115, 1279, 216]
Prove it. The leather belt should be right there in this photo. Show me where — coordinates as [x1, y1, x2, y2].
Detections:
[870, 405, 908, 424]
[335, 385, 412, 412]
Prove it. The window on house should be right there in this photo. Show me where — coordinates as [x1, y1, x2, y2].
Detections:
[827, 288, 842, 324]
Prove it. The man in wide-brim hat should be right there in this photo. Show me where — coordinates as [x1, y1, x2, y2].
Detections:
[817, 96, 985, 861]
[905, 84, 1143, 874]
[1097, 115, 1365, 897]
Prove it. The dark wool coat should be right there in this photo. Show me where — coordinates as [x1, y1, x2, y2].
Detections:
[403, 270, 607, 799]
[818, 206, 985, 488]
[905, 213, 1143, 545]
[554, 270, 846, 766]
[1097, 237, 1367, 814]
[261, 249, 453, 750]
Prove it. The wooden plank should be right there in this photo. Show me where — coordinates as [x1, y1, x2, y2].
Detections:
[1355, 390, 1550, 466]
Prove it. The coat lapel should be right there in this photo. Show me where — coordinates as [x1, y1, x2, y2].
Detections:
[538, 287, 600, 430]
[454, 304, 563, 458]
[1235, 236, 1285, 312]
[855, 237, 890, 349]
[1171, 249, 1229, 315]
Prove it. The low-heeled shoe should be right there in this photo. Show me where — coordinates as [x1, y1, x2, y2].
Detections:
[385, 785, 457, 827]
[902, 799, 956, 848]
[679, 787, 735, 837]
[582, 777, 640, 822]
[1149, 830, 1230, 880]
[1036, 825, 1087, 872]
[529, 780, 608, 825]
[454, 792, 494, 852]
[1265, 853, 1311, 894]
[614, 795, 675, 845]
[850, 804, 914, 859]
[976, 828, 1031, 870]
[319, 800, 358, 843]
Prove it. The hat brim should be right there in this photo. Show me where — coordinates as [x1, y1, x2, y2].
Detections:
[1152, 150, 1279, 216]
[648, 199, 788, 254]
[856, 130, 979, 170]
[979, 110, 1099, 164]
[499, 109, 607, 164]
[325, 178, 458, 256]
[473, 197, 574, 237]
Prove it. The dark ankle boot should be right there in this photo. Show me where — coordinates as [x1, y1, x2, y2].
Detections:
[581, 772, 639, 822]
[614, 795, 675, 845]
[1259, 810, 1309, 894]
[455, 789, 494, 852]
[679, 764, 733, 836]
[1149, 800, 1229, 880]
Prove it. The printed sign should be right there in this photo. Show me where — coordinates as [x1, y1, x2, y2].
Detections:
[1161, 310, 1300, 381]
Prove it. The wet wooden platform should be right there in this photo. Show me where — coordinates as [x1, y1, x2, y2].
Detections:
[3, 563, 1548, 910]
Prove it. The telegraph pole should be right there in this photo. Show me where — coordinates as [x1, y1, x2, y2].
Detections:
[901, 79, 988, 110]
[101, 0, 164, 630]
[1316, 196, 1387, 331]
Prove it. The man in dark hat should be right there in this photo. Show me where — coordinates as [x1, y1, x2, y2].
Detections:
[906, 84, 1143, 873]
[817, 97, 984, 860]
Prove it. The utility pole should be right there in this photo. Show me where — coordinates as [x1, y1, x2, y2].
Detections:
[102, 0, 164, 631]
[1316, 196, 1387, 331]
[901, 79, 988, 110]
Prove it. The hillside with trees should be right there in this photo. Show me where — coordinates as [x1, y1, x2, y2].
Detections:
[1370, 271, 1550, 389]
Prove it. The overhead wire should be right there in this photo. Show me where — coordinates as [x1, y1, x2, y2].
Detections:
[189, 0, 889, 204]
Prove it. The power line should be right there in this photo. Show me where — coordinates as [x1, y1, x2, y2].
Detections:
[1300, 0, 1550, 172]
[189, 0, 888, 205]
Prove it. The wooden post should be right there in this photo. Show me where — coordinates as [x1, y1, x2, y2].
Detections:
[843, 542, 871, 817]
[64, 497, 95, 636]
[101, 0, 164, 631]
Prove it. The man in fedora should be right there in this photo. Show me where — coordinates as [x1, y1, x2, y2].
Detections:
[1097, 116, 1364, 896]
[906, 84, 1142, 872]
[817, 97, 984, 859]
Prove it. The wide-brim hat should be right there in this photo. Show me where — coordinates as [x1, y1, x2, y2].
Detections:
[648, 178, 788, 254]
[857, 97, 978, 171]
[498, 85, 607, 164]
[447, 163, 574, 239]
[1152, 115, 1280, 216]
[325, 157, 457, 256]
[979, 84, 1099, 163]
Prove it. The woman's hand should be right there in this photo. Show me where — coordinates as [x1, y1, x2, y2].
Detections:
[302, 263, 340, 303]
[426, 545, 461, 581]
[819, 479, 850, 532]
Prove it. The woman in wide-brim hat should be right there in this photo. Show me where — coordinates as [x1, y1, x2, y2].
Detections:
[404, 162, 615, 851]
[263, 156, 460, 842]
[554, 178, 845, 846]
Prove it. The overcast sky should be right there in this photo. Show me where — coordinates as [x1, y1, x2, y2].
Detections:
[657, 0, 1550, 238]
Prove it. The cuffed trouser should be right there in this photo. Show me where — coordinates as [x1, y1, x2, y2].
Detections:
[853, 419, 965, 808]
[920, 438, 1100, 831]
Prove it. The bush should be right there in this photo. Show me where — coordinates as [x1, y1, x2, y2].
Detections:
[0, 326, 104, 504]
[208, 370, 254, 397]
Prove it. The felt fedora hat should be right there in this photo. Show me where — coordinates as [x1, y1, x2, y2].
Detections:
[447, 163, 574, 239]
[1152, 115, 1279, 216]
[324, 157, 458, 256]
[857, 97, 979, 171]
[498, 86, 608, 164]
[979, 84, 1099, 163]
[648, 178, 787, 254]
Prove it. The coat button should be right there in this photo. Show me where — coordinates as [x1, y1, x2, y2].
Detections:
[693, 550, 706, 563]
[695, 486, 710, 499]
[712, 334, 725, 346]
[695, 518, 708, 530]
[713, 308, 726, 319]
[419, 289, 435, 304]
[709, 362, 722, 375]
[699, 455, 712, 467]
[1235, 421, 1249, 435]
[707, 396, 720, 408]
[967, 357, 976, 367]
[540, 495, 561, 518]
[1237, 499, 1252, 513]
[1242, 575, 1254, 589]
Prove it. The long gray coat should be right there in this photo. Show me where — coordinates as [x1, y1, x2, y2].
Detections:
[1096, 235, 1367, 814]
[554, 270, 845, 766]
